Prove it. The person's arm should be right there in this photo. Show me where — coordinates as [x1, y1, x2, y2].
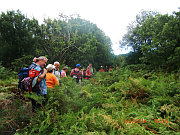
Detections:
[64, 72, 67, 77]
[37, 68, 47, 82]
[92, 68, 94, 74]
[33, 57, 37, 62]
[70, 70, 73, 77]
[89, 70, 92, 77]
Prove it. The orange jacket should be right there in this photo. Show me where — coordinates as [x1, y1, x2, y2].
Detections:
[46, 73, 59, 88]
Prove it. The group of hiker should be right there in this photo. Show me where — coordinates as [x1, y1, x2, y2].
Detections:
[30, 56, 94, 88]
[18, 56, 95, 111]
[99, 65, 112, 72]
[18, 56, 118, 112]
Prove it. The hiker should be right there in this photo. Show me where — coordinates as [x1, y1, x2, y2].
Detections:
[53, 61, 61, 82]
[115, 65, 119, 70]
[105, 66, 108, 72]
[100, 66, 104, 72]
[88, 63, 94, 75]
[46, 64, 59, 89]
[30, 56, 48, 111]
[82, 67, 86, 79]
[85, 66, 92, 80]
[30, 56, 47, 94]
[19, 56, 40, 91]
[70, 64, 82, 85]
[60, 66, 68, 78]
[109, 66, 112, 72]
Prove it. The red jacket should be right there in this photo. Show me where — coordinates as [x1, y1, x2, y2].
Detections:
[70, 68, 82, 79]
[85, 69, 91, 79]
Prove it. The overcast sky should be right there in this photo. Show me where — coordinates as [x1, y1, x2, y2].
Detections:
[0, 0, 179, 54]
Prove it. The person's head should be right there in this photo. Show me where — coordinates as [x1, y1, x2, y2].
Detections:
[101, 66, 103, 69]
[33, 57, 37, 63]
[76, 64, 81, 69]
[63, 66, 68, 72]
[54, 61, 60, 70]
[89, 63, 92, 67]
[46, 64, 54, 73]
[36, 56, 48, 68]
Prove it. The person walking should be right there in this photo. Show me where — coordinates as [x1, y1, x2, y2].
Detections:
[109, 66, 112, 72]
[46, 64, 59, 89]
[105, 66, 108, 72]
[70, 64, 83, 85]
[53, 61, 61, 82]
[30, 56, 48, 111]
[85, 66, 92, 79]
[100, 66, 104, 72]
[88, 63, 94, 75]
[60, 66, 68, 78]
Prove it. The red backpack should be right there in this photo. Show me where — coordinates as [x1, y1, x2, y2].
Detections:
[72, 69, 79, 79]
[20, 67, 41, 93]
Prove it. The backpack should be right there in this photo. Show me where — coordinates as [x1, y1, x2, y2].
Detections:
[18, 67, 30, 91]
[18, 65, 41, 93]
[60, 70, 62, 78]
[72, 69, 79, 79]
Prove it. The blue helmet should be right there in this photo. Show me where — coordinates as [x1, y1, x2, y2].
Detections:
[76, 64, 81, 67]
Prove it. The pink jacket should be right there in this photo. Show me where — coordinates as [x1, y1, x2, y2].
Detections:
[60, 70, 67, 78]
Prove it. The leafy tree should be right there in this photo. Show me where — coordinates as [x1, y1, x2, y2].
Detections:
[0, 10, 41, 67]
[0, 11, 113, 70]
[120, 10, 180, 71]
[39, 15, 113, 69]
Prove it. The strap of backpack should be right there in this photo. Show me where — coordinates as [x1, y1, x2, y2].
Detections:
[53, 69, 55, 74]
[29, 63, 36, 70]
[60, 71, 62, 77]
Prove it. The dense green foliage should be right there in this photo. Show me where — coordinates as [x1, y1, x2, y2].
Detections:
[0, 10, 113, 71]
[1, 65, 179, 134]
[39, 15, 113, 68]
[1, 10, 179, 71]
[120, 10, 180, 71]
[0, 10, 41, 68]
[0, 8, 180, 135]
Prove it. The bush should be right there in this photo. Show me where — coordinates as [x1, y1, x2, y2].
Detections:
[0, 62, 17, 81]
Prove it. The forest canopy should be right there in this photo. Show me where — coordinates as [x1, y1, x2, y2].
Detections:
[0, 9, 180, 72]
[120, 10, 180, 71]
[0, 10, 113, 70]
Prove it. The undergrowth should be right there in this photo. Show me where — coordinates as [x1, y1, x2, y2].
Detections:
[0, 66, 179, 134]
